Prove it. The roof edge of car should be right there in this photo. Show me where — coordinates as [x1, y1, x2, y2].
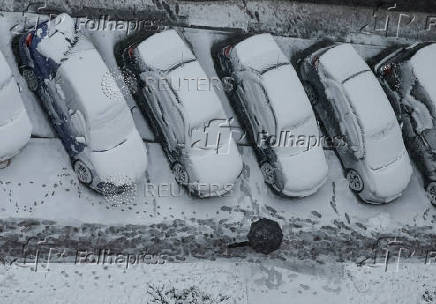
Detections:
[291, 39, 335, 67]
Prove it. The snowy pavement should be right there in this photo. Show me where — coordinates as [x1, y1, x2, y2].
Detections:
[0, 260, 435, 303]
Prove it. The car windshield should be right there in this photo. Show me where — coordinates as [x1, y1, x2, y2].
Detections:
[365, 122, 405, 170]
[422, 129, 436, 152]
[88, 105, 134, 152]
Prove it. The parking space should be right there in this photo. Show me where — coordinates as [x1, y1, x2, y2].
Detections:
[0, 11, 435, 260]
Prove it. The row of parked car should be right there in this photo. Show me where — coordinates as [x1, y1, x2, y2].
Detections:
[1, 13, 435, 205]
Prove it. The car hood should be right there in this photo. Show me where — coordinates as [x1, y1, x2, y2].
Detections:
[188, 139, 243, 188]
[277, 146, 328, 196]
[365, 149, 412, 201]
[90, 130, 147, 185]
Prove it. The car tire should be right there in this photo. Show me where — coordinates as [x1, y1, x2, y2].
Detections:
[261, 162, 276, 185]
[303, 81, 318, 105]
[172, 163, 189, 186]
[0, 159, 11, 169]
[22, 68, 38, 92]
[425, 182, 436, 207]
[73, 160, 93, 185]
[346, 169, 364, 193]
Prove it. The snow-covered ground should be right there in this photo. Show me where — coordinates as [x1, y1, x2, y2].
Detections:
[0, 10, 435, 303]
[0, 260, 435, 303]
[0, 12, 434, 228]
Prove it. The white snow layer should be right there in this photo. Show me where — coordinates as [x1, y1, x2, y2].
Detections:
[167, 60, 226, 127]
[232, 33, 288, 72]
[36, 14, 78, 64]
[0, 51, 32, 161]
[410, 43, 436, 111]
[319, 44, 370, 82]
[137, 29, 195, 71]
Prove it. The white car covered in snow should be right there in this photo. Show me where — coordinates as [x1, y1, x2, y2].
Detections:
[16, 14, 147, 194]
[0, 50, 32, 169]
[299, 43, 412, 203]
[216, 33, 328, 197]
[117, 29, 243, 197]
[373, 43, 436, 206]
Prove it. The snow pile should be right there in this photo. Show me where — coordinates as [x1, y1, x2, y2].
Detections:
[410, 43, 436, 112]
[137, 29, 195, 71]
[232, 33, 288, 72]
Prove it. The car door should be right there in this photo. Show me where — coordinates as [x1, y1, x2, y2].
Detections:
[236, 71, 264, 144]
[324, 78, 363, 158]
[143, 71, 181, 155]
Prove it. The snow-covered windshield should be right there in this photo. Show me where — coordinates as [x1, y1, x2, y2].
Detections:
[422, 129, 436, 152]
[365, 121, 405, 170]
[88, 105, 134, 152]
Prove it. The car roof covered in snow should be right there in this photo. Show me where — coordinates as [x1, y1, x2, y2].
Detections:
[261, 64, 314, 131]
[232, 33, 289, 72]
[319, 44, 370, 83]
[136, 30, 195, 71]
[58, 48, 125, 123]
[36, 14, 79, 64]
[343, 71, 397, 136]
[0, 51, 12, 85]
[410, 43, 436, 108]
[167, 60, 227, 127]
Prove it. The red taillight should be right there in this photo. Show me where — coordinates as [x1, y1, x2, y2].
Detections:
[382, 63, 392, 76]
[128, 47, 134, 58]
[25, 33, 33, 47]
[223, 45, 232, 57]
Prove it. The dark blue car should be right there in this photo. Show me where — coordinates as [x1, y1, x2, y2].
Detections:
[14, 14, 148, 195]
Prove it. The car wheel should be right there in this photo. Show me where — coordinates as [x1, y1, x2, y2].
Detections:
[0, 159, 11, 169]
[425, 182, 436, 207]
[261, 162, 276, 185]
[303, 81, 318, 105]
[173, 163, 189, 186]
[346, 169, 364, 193]
[22, 68, 38, 92]
[74, 160, 93, 185]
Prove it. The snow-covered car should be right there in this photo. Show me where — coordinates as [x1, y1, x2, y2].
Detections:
[373, 43, 436, 206]
[299, 43, 412, 204]
[0, 50, 32, 169]
[215, 33, 328, 197]
[116, 29, 243, 197]
[14, 14, 147, 194]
